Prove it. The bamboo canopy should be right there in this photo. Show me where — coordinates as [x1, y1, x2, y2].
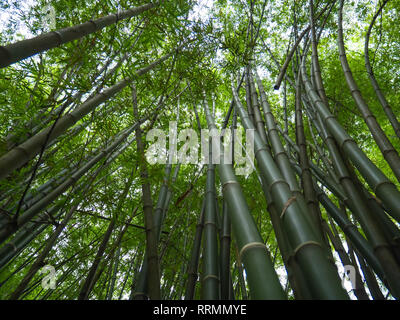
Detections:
[0, 0, 400, 301]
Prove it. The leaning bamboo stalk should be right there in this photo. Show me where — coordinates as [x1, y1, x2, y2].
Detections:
[220, 201, 231, 300]
[311, 180, 385, 282]
[9, 202, 78, 300]
[89, 212, 134, 299]
[233, 118, 313, 299]
[300, 52, 400, 224]
[294, 70, 327, 246]
[273, 1, 333, 90]
[77, 218, 116, 300]
[0, 120, 141, 244]
[364, 0, 400, 139]
[337, 0, 400, 183]
[354, 247, 385, 300]
[254, 71, 326, 245]
[245, 71, 314, 298]
[300, 65, 400, 296]
[342, 231, 371, 300]
[0, 2, 159, 68]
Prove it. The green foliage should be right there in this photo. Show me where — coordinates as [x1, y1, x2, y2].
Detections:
[0, 0, 399, 300]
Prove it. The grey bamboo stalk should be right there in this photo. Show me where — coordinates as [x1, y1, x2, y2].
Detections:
[0, 2, 159, 68]
[0, 51, 173, 181]
[203, 94, 286, 300]
[364, 0, 400, 138]
[337, 0, 400, 183]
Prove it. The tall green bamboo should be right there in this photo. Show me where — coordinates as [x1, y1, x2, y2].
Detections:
[254, 71, 326, 246]
[203, 95, 286, 300]
[0, 2, 158, 68]
[77, 216, 116, 300]
[231, 80, 348, 300]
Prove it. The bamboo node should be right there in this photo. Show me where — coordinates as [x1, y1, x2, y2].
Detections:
[373, 180, 394, 194]
[293, 241, 322, 257]
[203, 221, 217, 228]
[222, 180, 238, 191]
[239, 242, 267, 260]
[268, 179, 289, 194]
[339, 137, 355, 151]
[280, 196, 297, 219]
[202, 274, 220, 282]
[254, 146, 270, 157]
[52, 31, 63, 43]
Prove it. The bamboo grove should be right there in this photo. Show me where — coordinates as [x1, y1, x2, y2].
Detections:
[0, 0, 399, 300]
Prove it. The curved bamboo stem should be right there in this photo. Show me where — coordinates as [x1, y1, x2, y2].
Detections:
[364, 0, 400, 139]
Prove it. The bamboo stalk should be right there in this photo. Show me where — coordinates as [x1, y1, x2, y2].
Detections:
[0, 2, 158, 68]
